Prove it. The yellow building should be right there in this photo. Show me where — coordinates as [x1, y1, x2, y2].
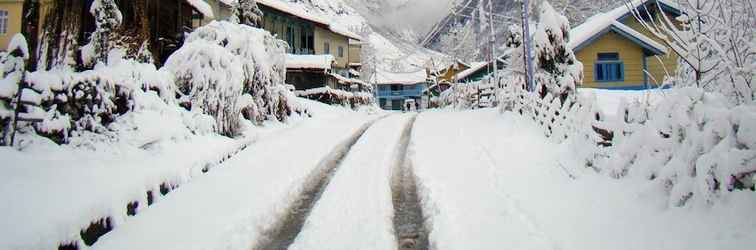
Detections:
[569, 0, 682, 90]
[431, 60, 471, 84]
[0, 0, 23, 51]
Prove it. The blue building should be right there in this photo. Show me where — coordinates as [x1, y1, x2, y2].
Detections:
[376, 82, 427, 110]
[374, 71, 428, 110]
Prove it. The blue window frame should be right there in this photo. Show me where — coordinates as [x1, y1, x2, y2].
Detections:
[595, 53, 624, 82]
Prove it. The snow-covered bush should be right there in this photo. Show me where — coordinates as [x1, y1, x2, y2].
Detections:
[592, 88, 756, 206]
[23, 55, 174, 144]
[165, 21, 294, 136]
[439, 82, 496, 109]
[0, 34, 31, 145]
[296, 87, 372, 108]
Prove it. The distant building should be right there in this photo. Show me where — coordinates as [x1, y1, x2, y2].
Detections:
[570, 0, 682, 90]
[430, 59, 470, 84]
[252, 0, 364, 92]
[375, 71, 428, 110]
[454, 56, 507, 84]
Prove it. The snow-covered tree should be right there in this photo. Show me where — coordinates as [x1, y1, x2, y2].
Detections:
[550, 0, 617, 25]
[532, 1, 582, 104]
[626, 0, 755, 105]
[82, 0, 123, 67]
[438, 20, 480, 63]
[230, 0, 264, 27]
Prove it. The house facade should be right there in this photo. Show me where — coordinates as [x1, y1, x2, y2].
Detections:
[0, 0, 23, 50]
[570, 0, 681, 90]
[375, 71, 428, 110]
[253, 0, 363, 91]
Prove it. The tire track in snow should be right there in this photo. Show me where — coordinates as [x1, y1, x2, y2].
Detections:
[390, 114, 429, 250]
[253, 116, 385, 250]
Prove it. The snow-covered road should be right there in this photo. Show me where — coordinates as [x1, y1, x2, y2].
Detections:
[13, 108, 752, 250]
[289, 113, 416, 250]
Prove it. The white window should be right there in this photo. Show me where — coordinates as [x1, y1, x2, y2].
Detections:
[0, 10, 8, 35]
[338, 46, 344, 58]
[324, 42, 330, 54]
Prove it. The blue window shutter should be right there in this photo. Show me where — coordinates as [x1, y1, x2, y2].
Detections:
[619, 63, 625, 81]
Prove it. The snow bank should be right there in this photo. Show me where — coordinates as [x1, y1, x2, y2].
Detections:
[89, 111, 376, 250]
[413, 109, 756, 250]
[505, 85, 756, 207]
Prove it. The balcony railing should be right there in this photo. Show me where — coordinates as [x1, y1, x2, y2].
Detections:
[377, 88, 423, 97]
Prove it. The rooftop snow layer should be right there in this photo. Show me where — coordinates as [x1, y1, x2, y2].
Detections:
[187, 0, 214, 19]
[568, 0, 678, 53]
[374, 70, 427, 85]
[257, 0, 362, 41]
[257, 0, 332, 28]
[455, 61, 490, 82]
[285, 54, 334, 70]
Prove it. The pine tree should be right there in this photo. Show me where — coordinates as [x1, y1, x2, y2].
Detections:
[230, 0, 264, 27]
[531, 1, 582, 104]
[82, 0, 123, 67]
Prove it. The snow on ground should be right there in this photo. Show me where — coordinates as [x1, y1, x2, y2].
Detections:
[0, 96, 371, 249]
[412, 109, 756, 250]
[90, 106, 379, 250]
[290, 113, 415, 250]
[580, 88, 667, 116]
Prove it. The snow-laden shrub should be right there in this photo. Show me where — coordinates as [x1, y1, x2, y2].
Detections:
[0, 34, 30, 145]
[23, 55, 174, 144]
[164, 42, 243, 136]
[295, 87, 372, 108]
[165, 21, 293, 136]
[439, 81, 496, 109]
[597, 88, 755, 206]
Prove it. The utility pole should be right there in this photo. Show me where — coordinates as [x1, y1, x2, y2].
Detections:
[488, 0, 497, 86]
[521, 0, 535, 92]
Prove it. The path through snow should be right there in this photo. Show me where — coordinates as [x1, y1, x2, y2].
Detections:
[289, 113, 417, 250]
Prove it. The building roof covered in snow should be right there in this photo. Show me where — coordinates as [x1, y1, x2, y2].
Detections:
[187, 0, 215, 18]
[374, 70, 427, 85]
[256, 0, 362, 41]
[568, 0, 681, 55]
[286, 54, 334, 70]
[454, 62, 489, 82]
